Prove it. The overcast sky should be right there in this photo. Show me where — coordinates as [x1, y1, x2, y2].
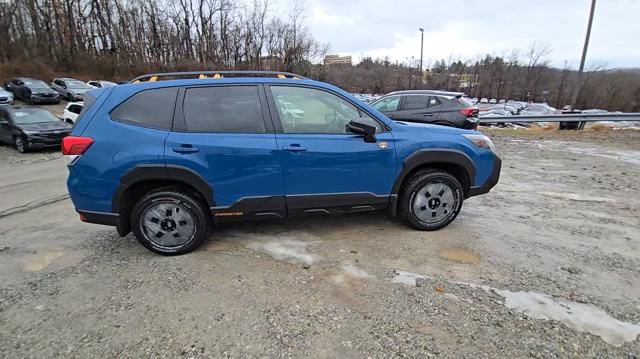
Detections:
[270, 0, 639, 69]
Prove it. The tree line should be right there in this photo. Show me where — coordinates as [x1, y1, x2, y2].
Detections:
[0, 0, 638, 112]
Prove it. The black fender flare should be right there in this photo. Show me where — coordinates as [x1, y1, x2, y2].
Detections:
[112, 164, 214, 213]
[390, 148, 476, 215]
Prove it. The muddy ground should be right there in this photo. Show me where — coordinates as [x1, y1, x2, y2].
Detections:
[0, 129, 639, 358]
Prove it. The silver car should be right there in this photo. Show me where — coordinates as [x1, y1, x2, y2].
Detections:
[0, 86, 14, 105]
[51, 78, 95, 101]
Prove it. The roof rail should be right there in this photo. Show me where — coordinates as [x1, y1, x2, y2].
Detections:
[130, 70, 308, 83]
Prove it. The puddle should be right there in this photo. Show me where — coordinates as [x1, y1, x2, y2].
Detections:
[332, 263, 371, 284]
[390, 270, 431, 285]
[439, 248, 481, 264]
[22, 251, 64, 272]
[248, 239, 317, 265]
[495, 290, 640, 347]
[391, 271, 640, 346]
[541, 191, 617, 203]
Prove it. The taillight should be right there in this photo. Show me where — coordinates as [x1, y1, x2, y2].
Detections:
[62, 136, 93, 155]
[459, 108, 478, 117]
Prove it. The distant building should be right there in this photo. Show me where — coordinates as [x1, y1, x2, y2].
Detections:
[324, 55, 352, 66]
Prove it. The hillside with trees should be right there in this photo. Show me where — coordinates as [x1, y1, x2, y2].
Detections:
[1, 0, 638, 111]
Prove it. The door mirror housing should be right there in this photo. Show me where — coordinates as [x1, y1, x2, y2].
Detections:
[346, 119, 377, 143]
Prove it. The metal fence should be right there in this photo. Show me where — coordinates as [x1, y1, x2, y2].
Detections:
[478, 112, 640, 124]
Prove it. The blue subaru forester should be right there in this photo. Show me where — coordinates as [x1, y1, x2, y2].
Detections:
[63, 71, 501, 255]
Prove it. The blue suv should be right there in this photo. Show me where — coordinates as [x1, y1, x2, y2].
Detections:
[63, 71, 501, 255]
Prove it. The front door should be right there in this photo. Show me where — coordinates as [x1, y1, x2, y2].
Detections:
[266, 85, 397, 214]
[165, 85, 285, 219]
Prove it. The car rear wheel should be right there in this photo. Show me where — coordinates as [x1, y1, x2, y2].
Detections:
[14, 137, 28, 153]
[398, 169, 463, 231]
[131, 188, 211, 255]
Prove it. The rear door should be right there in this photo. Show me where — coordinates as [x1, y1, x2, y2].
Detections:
[396, 94, 440, 123]
[165, 84, 285, 219]
[266, 84, 396, 214]
[0, 108, 12, 143]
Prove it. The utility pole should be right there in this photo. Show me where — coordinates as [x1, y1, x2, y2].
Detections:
[418, 28, 424, 87]
[571, 0, 596, 109]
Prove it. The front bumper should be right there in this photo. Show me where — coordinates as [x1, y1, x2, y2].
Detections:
[31, 95, 60, 103]
[25, 133, 69, 148]
[467, 156, 501, 197]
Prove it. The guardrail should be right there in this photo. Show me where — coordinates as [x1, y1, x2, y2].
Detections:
[478, 112, 640, 123]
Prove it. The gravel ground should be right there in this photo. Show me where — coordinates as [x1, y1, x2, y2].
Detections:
[0, 129, 639, 358]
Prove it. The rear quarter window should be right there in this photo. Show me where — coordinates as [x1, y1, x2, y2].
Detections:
[111, 87, 178, 130]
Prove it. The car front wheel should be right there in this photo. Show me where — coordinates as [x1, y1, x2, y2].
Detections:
[398, 169, 464, 231]
[131, 188, 211, 255]
[15, 137, 28, 153]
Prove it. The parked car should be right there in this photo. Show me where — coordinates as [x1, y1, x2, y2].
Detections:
[371, 90, 479, 129]
[480, 98, 489, 104]
[87, 80, 117, 88]
[0, 106, 71, 152]
[471, 97, 479, 104]
[63, 71, 501, 255]
[489, 98, 497, 104]
[5, 78, 61, 104]
[0, 86, 14, 105]
[51, 78, 95, 101]
[63, 102, 84, 124]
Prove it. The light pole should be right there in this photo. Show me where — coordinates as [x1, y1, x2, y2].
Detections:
[418, 28, 424, 81]
[571, 0, 596, 109]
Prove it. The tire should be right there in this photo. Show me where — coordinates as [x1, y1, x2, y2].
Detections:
[14, 136, 28, 153]
[66, 93, 73, 101]
[131, 188, 211, 255]
[398, 169, 464, 231]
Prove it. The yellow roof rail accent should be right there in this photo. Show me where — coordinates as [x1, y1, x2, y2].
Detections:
[213, 73, 223, 79]
[149, 76, 158, 82]
[199, 74, 208, 79]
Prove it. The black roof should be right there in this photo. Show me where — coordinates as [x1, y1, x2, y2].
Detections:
[384, 90, 465, 97]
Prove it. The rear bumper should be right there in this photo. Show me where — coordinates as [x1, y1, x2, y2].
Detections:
[77, 210, 130, 237]
[467, 156, 501, 197]
[78, 210, 119, 226]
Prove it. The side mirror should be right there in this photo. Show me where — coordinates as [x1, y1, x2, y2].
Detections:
[346, 119, 377, 143]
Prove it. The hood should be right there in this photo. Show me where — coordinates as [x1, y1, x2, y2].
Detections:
[18, 122, 71, 132]
[0, 89, 12, 97]
[394, 120, 476, 135]
[30, 88, 58, 95]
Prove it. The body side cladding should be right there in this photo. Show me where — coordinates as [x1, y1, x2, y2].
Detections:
[389, 148, 476, 217]
[211, 192, 391, 222]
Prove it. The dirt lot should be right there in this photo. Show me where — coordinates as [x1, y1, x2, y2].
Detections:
[0, 129, 639, 358]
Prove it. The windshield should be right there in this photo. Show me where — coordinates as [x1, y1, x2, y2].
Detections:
[23, 80, 49, 89]
[12, 109, 60, 124]
[66, 80, 92, 89]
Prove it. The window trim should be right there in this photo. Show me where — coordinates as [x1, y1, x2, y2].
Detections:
[172, 84, 275, 134]
[264, 84, 390, 135]
[109, 86, 179, 131]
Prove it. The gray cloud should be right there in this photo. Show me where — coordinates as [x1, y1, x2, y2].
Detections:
[270, 0, 639, 68]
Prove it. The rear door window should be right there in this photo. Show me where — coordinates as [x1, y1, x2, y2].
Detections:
[111, 87, 178, 130]
[182, 86, 266, 133]
[402, 95, 429, 110]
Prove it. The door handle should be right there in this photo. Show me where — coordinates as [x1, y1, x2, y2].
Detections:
[422, 113, 433, 117]
[172, 145, 200, 154]
[283, 145, 307, 152]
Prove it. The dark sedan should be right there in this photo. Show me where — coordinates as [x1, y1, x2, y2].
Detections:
[371, 90, 479, 129]
[4, 77, 61, 104]
[0, 106, 71, 153]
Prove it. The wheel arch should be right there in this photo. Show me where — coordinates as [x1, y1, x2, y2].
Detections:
[112, 165, 214, 236]
[390, 149, 475, 216]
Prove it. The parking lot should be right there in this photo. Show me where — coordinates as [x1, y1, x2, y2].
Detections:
[1, 128, 639, 357]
